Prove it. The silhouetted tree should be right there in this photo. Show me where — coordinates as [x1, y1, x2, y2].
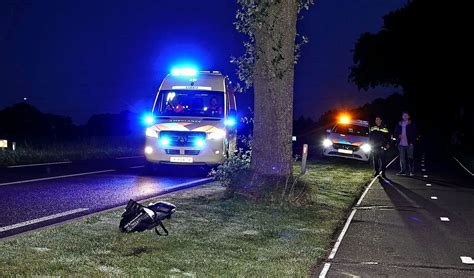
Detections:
[350, 0, 471, 145]
[0, 103, 75, 144]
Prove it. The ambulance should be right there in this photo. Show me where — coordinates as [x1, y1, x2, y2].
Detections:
[321, 116, 372, 162]
[144, 68, 237, 168]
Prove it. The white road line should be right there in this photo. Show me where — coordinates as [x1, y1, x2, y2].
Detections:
[460, 256, 474, 264]
[319, 156, 399, 277]
[319, 263, 331, 278]
[0, 208, 89, 232]
[430, 196, 438, 200]
[423, 175, 429, 178]
[0, 169, 116, 186]
[422, 169, 426, 172]
[130, 165, 145, 169]
[7, 161, 72, 168]
[426, 183, 432, 186]
[453, 156, 474, 176]
[115, 156, 144, 160]
[328, 209, 357, 260]
[440, 217, 450, 222]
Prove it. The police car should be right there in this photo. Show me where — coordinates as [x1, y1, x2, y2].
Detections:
[322, 116, 372, 162]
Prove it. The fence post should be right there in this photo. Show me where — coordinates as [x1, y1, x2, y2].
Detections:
[301, 144, 308, 174]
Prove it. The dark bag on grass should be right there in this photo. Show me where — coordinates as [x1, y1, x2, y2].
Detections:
[119, 199, 176, 236]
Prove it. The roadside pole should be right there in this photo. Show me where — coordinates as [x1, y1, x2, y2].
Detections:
[301, 144, 308, 174]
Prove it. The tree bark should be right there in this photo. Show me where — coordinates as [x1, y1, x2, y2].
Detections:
[251, 0, 298, 178]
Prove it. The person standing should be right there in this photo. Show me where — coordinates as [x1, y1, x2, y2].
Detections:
[369, 116, 390, 178]
[394, 111, 417, 176]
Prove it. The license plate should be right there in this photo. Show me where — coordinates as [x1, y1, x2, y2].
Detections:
[338, 149, 353, 154]
[170, 157, 193, 163]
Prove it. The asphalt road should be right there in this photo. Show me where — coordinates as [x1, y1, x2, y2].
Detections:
[318, 153, 474, 277]
[0, 157, 212, 239]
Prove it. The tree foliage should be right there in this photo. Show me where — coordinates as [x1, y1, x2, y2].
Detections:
[231, 0, 314, 89]
[349, 0, 471, 144]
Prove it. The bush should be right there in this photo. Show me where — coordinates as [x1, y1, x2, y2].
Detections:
[210, 148, 251, 189]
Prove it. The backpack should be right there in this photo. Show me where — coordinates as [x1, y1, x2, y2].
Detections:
[119, 199, 176, 236]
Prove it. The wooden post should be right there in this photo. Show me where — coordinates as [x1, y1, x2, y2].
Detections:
[301, 144, 308, 174]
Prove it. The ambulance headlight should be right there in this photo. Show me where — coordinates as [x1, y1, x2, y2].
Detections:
[361, 144, 372, 153]
[145, 128, 158, 138]
[322, 139, 333, 148]
[207, 129, 226, 140]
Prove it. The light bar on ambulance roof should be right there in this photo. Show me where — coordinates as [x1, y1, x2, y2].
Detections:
[171, 85, 212, 90]
[171, 68, 197, 76]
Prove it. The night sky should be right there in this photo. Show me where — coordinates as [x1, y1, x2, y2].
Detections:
[1, 0, 406, 124]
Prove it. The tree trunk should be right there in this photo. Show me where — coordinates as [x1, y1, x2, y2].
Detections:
[251, 0, 298, 178]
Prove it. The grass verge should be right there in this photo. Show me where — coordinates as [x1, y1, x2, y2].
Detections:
[0, 137, 142, 166]
[0, 159, 371, 276]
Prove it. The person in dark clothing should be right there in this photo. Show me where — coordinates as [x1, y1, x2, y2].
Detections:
[393, 111, 417, 176]
[369, 116, 391, 178]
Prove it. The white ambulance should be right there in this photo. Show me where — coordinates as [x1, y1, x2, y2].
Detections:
[144, 68, 237, 168]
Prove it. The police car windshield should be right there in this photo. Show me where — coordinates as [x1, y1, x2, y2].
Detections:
[334, 124, 369, 136]
[156, 90, 224, 118]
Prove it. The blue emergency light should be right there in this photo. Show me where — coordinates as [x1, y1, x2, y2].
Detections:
[225, 117, 236, 127]
[142, 114, 155, 125]
[171, 67, 198, 76]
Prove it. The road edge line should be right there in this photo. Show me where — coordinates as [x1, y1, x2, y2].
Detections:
[0, 208, 89, 232]
[452, 156, 474, 176]
[319, 156, 398, 277]
[0, 169, 116, 187]
[7, 161, 72, 168]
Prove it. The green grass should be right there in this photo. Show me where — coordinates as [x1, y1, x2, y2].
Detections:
[0, 160, 372, 277]
[0, 136, 142, 166]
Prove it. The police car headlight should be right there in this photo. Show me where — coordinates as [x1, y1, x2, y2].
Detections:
[207, 129, 226, 140]
[145, 128, 158, 138]
[361, 144, 372, 153]
[322, 139, 333, 148]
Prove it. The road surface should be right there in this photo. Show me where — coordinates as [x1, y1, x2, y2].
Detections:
[317, 153, 474, 277]
[0, 157, 212, 239]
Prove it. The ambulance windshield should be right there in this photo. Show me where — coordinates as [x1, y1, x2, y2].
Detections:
[156, 90, 224, 118]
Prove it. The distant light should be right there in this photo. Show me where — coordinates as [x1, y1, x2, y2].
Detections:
[171, 67, 197, 76]
[23, 97, 27, 101]
[322, 139, 333, 148]
[160, 137, 170, 147]
[144, 146, 153, 154]
[203, 106, 208, 111]
[225, 117, 236, 127]
[292, 136, 297, 142]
